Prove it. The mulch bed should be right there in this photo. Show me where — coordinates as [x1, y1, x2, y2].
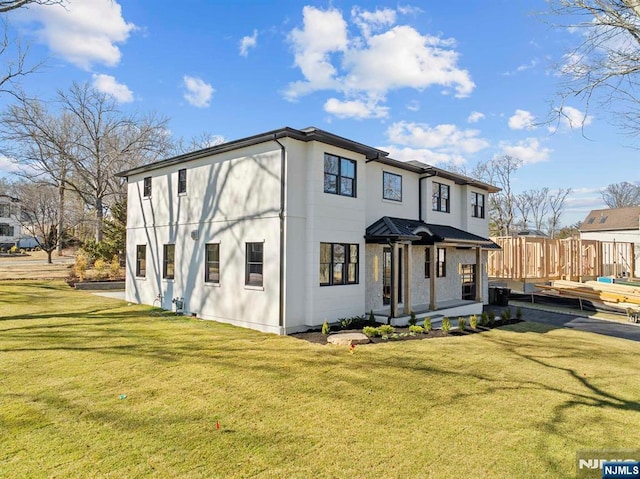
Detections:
[291, 319, 523, 345]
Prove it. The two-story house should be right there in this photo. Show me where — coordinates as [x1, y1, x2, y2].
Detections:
[117, 127, 499, 334]
[0, 194, 21, 250]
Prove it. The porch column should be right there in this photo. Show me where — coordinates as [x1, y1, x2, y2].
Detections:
[403, 242, 412, 315]
[475, 246, 483, 302]
[429, 245, 437, 310]
[391, 242, 399, 319]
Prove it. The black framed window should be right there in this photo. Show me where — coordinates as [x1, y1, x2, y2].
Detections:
[324, 154, 356, 197]
[425, 247, 431, 278]
[205, 243, 220, 283]
[136, 245, 146, 277]
[0, 223, 14, 236]
[383, 171, 402, 201]
[245, 242, 263, 286]
[432, 182, 450, 213]
[437, 247, 446, 277]
[320, 242, 359, 286]
[0, 204, 10, 217]
[163, 244, 175, 279]
[178, 169, 187, 194]
[471, 192, 485, 218]
[143, 177, 152, 197]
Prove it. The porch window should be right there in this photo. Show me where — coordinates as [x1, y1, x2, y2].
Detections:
[383, 171, 402, 201]
[432, 182, 450, 212]
[143, 176, 152, 197]
[178, 168, 187, 194]
[136, 245, 146, 278]
[163, 244, 175, 279]
[471, 192, 485, 218]
[437, 247, 446, 277]
[245, 242, 263, 286]
[324, 154, 356, 197]
[205, 243, 220, 283]
[319, 242, 358, 286]
[424, 247, 431, 278]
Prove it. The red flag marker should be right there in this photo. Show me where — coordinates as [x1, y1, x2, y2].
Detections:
[216, 420, 220, 429]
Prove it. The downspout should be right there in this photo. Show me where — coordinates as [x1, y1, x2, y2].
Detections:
[387, 239, 395, 324]
[273, 135, 286, 334]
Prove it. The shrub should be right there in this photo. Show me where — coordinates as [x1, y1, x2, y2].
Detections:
[94, 258, 107, 279]
[377, 324, 395, 336]
[368, 309, 376, 324]
[363, 326, 378, 337]
[20, 248, 26, 254]
[441, 317, 451, 334]
[109, 256, 121, 279]
[321, 320, 330, 335]
[480, 312, 488, 326]
[409, 325, 424, 334]
[500, 310, 509, 321]
[507, 308, 512, 319]
[74, 251, 88, 281]
[409, 311, 417, 326]
[487, 310, 495, 325]
[423, 317, 432, 331]
[469, 314, 478, 329]
[9, 245, 18, 254]
[458, 316, 467, 331]
[516, 307, 523, 320]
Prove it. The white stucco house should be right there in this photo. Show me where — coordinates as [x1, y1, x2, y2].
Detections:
[0, 194, 22, 249]
[117, 127, 499, 334]
[579, 206, 640, 277]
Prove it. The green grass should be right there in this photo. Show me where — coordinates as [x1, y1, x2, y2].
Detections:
[2, 281, 640, 478]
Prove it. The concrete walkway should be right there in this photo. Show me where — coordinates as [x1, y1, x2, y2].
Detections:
[494, 302, 640, 343]
[91, 291, 126, 300]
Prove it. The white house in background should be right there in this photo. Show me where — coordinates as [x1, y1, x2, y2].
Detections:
[117, 127, 499, 335]
[579, 206, 640, 278]
[0, 194, 22, 249]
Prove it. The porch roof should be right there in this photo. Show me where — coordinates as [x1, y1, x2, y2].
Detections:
[365, 216, 500, 249]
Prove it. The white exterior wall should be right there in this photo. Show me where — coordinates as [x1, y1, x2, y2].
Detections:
[0, 197, 22, 246]
[580, 230, 640, 277]
[365, 163, 419, 225]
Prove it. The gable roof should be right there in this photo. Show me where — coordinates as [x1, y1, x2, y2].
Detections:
[365, 216, 500, 249]
[579, 206, 640, 232]
[116, 126, 499, 193]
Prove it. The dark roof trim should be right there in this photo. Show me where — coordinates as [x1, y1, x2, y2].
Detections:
[116, 126, 388, 178]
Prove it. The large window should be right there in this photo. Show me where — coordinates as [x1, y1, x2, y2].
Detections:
[432, 182, 450, 213]
[324, 154, 356, 197]
[136, 245, 146, 278]
[320, 242, 359, 286]
[178, 169, 187, 194]
[437, 248, 446, 277]
[163, 244, 175, 279]
[143, 177, 152, 197]
[471, 192, 485, 218]
[245, 242, 263, 286]
[0, 223, 14, 236]
[383, 171, 402, 201]
[0, 204, 11, 217]
[205, 243, 220, 284]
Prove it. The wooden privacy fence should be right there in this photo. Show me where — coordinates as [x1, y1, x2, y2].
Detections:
[488, 236, 635, 281]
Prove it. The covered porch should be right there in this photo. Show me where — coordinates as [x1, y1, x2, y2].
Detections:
[365, 216, 499, 325]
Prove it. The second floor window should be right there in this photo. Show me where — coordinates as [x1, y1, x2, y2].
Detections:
[178, 169, 187, 194]
[432, 182, 450, 213]
[471, 192, 485, 218]
[324, 154, 356, 197]
[383, 171, 402, 201]
[163, 244, 175, 279]
[143, 177, 152, 197]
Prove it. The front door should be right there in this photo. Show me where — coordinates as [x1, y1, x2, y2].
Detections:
[461, 264, 476, 300]
[383, 247, 402, 305]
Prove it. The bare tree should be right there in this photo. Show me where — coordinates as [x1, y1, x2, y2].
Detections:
[475, 155, 522, 236]
[170, 131, 225, 156]
[547, 188, 572, 238]
[547, 0, 640, 134]
[522, 188, 551, 230]
[514, 193, 531, 230]
[13, 181, 59, 263]
[601, 181, 640, 207]
[0, 0, 64, 12]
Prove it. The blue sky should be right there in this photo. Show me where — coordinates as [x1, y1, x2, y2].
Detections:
[0, 0, 637, 226]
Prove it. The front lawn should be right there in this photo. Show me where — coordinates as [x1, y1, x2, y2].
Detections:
[1, 281, 639, 478]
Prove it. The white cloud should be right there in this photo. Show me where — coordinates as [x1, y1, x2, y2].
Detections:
[498, 138, 551, 164]
[324, 97, 389, 119]
[467, 111, 485, 123]
[92, 73, 133, 103]
[407, 100, 420, 112]
[508, 109, 536, 130]
[558, 105, 593, 129]
[381, 121, 489, 165]
[183, 76, 214, 108]
[285, 6, 474, 116]
[17, 0, 135, 69]
[239, 30, 258, 57]
[0, 155, 20, 176]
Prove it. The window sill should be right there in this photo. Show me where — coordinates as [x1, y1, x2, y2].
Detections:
[163, 278, 175, 282]
[135, 276, 146, 280]
[204, 282, 221, 288]
[244, 284, 264, 291]
[382, 198, 402, 204]
[178, 192, 187, 197]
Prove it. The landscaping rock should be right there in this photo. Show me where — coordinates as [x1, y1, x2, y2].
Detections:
[326, 332, 370, 346]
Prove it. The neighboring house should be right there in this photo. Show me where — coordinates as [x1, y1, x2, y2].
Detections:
[0, 194, 21, 249]
[579, 206, 640, 277]
[516, 229, 548, 238]
[117, 127, 499, 334]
